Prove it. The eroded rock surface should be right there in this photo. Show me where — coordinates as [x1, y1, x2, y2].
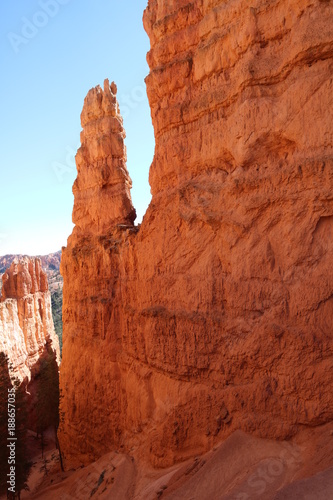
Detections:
[59, 0, 333, 469]
[73, 78, 136, 235]
[0, 257, 60, 383]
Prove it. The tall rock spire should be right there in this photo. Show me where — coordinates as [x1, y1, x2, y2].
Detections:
[72, 78, 136, 235]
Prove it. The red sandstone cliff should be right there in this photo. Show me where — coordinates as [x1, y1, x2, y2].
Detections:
[0, 257, 60, 383]
[59, 0, 333, 471]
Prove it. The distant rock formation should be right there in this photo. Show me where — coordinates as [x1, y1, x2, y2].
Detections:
[0, 257, 60, 383]
[0, 251, 63, 352]
[0, 251, 61, 276]
[59, 0, 333, 470]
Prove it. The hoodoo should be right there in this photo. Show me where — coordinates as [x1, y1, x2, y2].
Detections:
[0, 257, 60, 383]
[72, 78, 136, 235]
[59, 0, 333, 471]
[60, 80, 138, 465]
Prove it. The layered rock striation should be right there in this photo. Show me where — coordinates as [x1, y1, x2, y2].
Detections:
[0, 257, 60, 383]
[72, 78, 136, 236]
[59, 0, 333, 469]
[60, 80, 138, 463]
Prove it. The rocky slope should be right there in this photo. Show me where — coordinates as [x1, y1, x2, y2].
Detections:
[59, 0, 333, 473]
[26, 422, 333, 499]
[0, 257, 60, 383]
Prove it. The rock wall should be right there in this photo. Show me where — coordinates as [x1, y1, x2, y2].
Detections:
[59, 0, 333, 468]
[0, 257, 60, 383]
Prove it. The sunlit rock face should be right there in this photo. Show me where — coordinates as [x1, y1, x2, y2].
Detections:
[72, 78, 136, 236]
[59, 0, 333, 469]
[0, 257, 60, 383]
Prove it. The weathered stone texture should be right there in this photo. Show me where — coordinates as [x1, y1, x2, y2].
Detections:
[59, 0, 333, 468]
[0, 257, 60, 382]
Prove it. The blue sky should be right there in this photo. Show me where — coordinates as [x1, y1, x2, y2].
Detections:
[0, 0, 154, 255]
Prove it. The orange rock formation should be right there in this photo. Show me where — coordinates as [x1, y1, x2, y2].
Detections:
[73, 78, 136, 235]
[59, 0, 333, 469]
[0, 257, 60, 382]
